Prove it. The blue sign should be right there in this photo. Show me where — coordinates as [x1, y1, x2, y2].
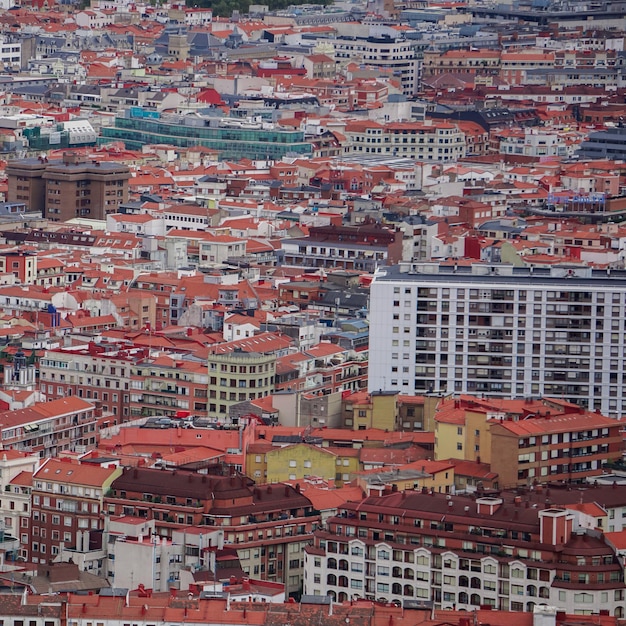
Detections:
[547, 193, 606, 205]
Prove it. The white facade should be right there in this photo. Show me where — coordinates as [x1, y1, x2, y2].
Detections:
[107, 518, 223, 592]
[303, 542, 625, 615]
[369, 262, 626, 416]
[0, 38, 20, 67]
[75, 10, 115, 29]
[333, 37, 421, 96]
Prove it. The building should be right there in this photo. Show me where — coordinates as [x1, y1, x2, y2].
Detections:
[39, 345, 139, 422]
[369, 262, 626, 416]
[0, 397, 107, 457]
[0, 450, 38, 561]
[6, 152, 130, 222]
[101, 109, 313, 162]
[105, 516, 224, 592]
[303, 489, 626, 615]
[0, 249, 37, 284]
[341, 391, 398, 431]
[343, 120, 466, 162]
[207, 349, 276, 423]
[332, 36, 422, 96]
[103, 467, 319, 597]
[281, 224, 404, 271]
[29, 458, 122, 565]
[578, 125, 626, 161]
[433, 396, 622, 487]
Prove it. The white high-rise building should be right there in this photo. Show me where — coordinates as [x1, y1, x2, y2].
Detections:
[368, 262, 626, 417]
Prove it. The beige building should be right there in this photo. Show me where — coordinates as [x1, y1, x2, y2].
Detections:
[207, 350, 276, 423]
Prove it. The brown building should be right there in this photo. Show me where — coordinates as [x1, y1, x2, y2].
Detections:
[29, 458, 122, 564]
[7, 152, 130, 222]
[104, 466, 320, 596]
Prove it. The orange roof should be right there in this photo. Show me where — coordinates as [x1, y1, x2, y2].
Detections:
[9, 470, 33, 486]
[494, 411, 616, 436]
[34, 458, 118, 487]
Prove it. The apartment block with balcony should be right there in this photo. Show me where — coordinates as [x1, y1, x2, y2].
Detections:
[130, 356, 209, 419]
[369, 262, 626, 416]
[103, 467, 319, 597]
[207, 350, 276, 423]
[433, 395, 622, 487]
[0, 451, 39, 556]
[332, 36, 422, 96]
[0, 397, 106, 457]
[7, 152, 130, 222]
[281, 224, 403, 271]
[39, 345, 142, 422]
[343, 120, 466, 162]
[29, 458, 122, 565]
[303, 490, 626, 615]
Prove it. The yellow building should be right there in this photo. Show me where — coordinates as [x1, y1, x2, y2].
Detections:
[265, 443, 338, 485]
[342, 391, 398, 431]
[434, 414, 466, 462]
[434, 398, 493, 463]
[245, 441, 273, 482]
[246, 442, 361, 487]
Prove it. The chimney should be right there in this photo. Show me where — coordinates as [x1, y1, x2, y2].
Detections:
[476, 497, 503, 516]
[539, 509, 573, 546]
[533, 605, 558, 626]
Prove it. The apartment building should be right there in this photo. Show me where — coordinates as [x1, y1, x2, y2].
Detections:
[0, 397, 105, 457]
[29, 458, 122, 565]
[103, 467, 319, 596]
[343, 120, 466, 162]
[303, 490, 626, 615]
[105, 517, 224, 592]
[39, 344, 140, 421]
[332, 36, 422, 96]
[6, 152, 130, 222]
[423, 49, 501, 77]
[369, 262, 626, 416]
[281, 224, 403, 271]
[130, 356, 209, 418]
[433, 396, 622, 487]
[207, 349, 276, 423]
[0, 250, 37, 284]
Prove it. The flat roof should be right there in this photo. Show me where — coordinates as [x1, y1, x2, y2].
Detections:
[373, 263, 626, 288]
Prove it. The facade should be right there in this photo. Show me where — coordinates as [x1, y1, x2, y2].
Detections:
[29, 458, 122, 564]
[101, 110, 313, 161]
[106, 517, 224, 592]
[0, 250, 37, 284]
[281, 224, 403, 271]
[103, 467, 319, 597]
[207, 350, 276, 423]
[39, 346, 138, 422]
[0, 451, 38, 560]
[433, 396, 622, 487]
[0, 397, 106, 457]
[343, 120, 466, 162]
[332, 36, 422, 96]
[130, 357, 209, 419]
[578, 126, 626, 161]
[369, 262, 626, 416]
[303, 490, 626, 615]
[6, 152, 130, 222]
